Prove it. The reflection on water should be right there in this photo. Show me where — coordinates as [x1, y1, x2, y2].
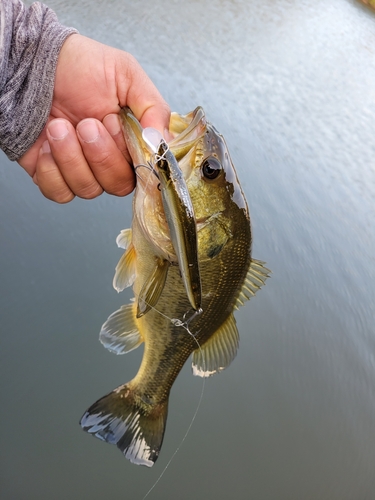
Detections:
[1, 0, 375, 499]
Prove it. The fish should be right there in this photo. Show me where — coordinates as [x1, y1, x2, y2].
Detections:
[80, 106, 270, 466]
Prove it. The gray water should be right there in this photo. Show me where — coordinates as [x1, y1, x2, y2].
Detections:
[1, 0, 375, 498]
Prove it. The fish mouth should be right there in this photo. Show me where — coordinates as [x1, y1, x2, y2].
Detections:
[168, 107, 207, 162]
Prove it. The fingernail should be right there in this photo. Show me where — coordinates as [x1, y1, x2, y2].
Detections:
[39, 140, 51, 157]
[48, 120, 69, 140]
[104, 114, 121, 137]
[77, 119, 100, 143]
[42, 140, 51, 153]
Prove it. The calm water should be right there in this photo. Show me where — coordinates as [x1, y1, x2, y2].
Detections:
[1, 0, 375, 499]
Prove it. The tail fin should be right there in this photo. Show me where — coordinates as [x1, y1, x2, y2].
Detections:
[80, 384, 168, 467]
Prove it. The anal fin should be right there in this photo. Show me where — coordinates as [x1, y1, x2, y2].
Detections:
[99, 303, 142, 354]
[192, 313, 239, 377]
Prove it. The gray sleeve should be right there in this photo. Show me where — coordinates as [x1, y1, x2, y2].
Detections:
[0, 0, 78, 161]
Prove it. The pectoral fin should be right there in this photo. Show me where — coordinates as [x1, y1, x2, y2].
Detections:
[99, 303, 142, 354]
[191, 313, 239, 377]
[137, 258, 170, 318]
[234, 258, 271, 309]
[116, 228, 132, 249]
[113, 230, 136, 293]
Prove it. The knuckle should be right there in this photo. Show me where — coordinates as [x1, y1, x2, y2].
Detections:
[40, 184, 75, 204]
[53, 191, 75, 204]
[91, 150, 112, 169]
[105, 179, 135, 197]
[160, 101, 171, 117]
[76, 182, 103, 200]
[56, 152, 82, 170]
[124, 53, 139, 76]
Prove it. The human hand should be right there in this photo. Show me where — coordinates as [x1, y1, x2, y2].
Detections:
[18, 34, 170, 203]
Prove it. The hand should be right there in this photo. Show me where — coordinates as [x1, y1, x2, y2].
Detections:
[18, 34, 170, 203]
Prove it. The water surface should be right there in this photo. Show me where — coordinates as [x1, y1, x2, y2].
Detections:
[1, 1, 375, 499]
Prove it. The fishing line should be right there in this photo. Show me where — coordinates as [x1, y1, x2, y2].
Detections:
[134, 133, 170, 183]
[134, 134, 205, 497]
[138, 300, 207, 500]
[153, 142, 170, 164]
[134, 162, 159, 182]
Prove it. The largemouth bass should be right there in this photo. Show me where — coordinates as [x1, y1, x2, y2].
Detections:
[80, 107, 269, 466]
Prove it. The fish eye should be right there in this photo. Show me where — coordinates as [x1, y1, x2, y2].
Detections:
[201, 157, 222, 180]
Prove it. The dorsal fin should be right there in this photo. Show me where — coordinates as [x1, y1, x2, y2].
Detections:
[99, 303, 143, 354]
[191, 313, 239, 377]
[234, 258, 271, 310]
